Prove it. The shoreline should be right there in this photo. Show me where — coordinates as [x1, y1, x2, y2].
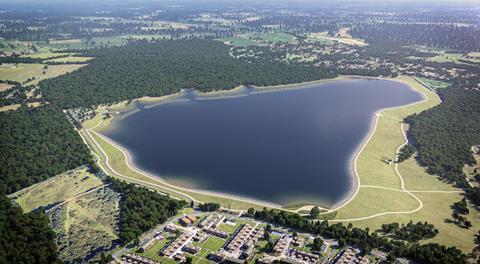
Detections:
[331, 78, 427, 211]
[88, 128, 293, 211]
[89, 75, 427, 211]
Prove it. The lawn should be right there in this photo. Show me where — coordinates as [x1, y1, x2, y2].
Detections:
[201, 236, 226, 252]
[10, 166, 103, 212]
[217, 223, 239, 234]
[140, 235, 175, 260]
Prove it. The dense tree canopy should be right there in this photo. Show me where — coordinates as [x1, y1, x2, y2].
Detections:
[0, 107, 94, 194]
[351, 23, 480, 52]
[406, 85, 480, 188]
[380, 221, 438, 242]
[198, 202, 220, 212]
[0, 195, 61, 264]
[247, 207, 467, 263]
[40, 39, 337, 108]
[107, 177, 186, 244]
[397, 145, 416, 163]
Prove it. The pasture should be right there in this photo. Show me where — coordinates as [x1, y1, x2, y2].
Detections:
[0, 63, 87, 85]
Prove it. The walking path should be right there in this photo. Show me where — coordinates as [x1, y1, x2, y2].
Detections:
[45, 184, 109, 213]
[329, 123, 463, 222]
[78, 76, 464, 223]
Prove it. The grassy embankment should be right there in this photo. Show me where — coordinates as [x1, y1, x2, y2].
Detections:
[332, 76, 480, 252]
[81, 75, 479, 252]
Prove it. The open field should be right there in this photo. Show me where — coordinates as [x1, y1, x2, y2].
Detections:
[308, 31, 367, 46]
[257, 32, 296, 43]
[21, 52, 70, 59]
[0, 63, 87, 85]
[0, 104, 21, 112]
[219, 37, 260, 46]
[46, 56, 94, 63]
[415, 77, 450, 90]
[408, 52, 480, 65]
[10, 166, 103, 212]
[331, 76, 478, 252]
[0, 83, 14, 92]
[218, 32, 296, 47]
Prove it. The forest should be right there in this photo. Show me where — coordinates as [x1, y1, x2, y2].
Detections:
[0, 106, 94, 194]
[380, 221, 438, 242]
[405, 82, 480, 193]
[39, 39, 337, 108]
[107, 177, 187, 244]
[0, 195, 60, 264]
[350, 23, 480, 52]
[247, 208, 467, 264]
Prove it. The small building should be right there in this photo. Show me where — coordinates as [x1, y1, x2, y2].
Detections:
[204, 227, 229, 239]
[257, 255, 274, 264]
[179, 215, 197, 226]
[208, 251, 226, 262]
[240, 246, 254, 260]
[223, 256, 245, 264]
[179, 217, 193, 226]
[279, 258, 303, 264]
[139, 237, 157, 252]
[164, 224, 177, 233]
[273, 237, 290, 255]
[182, 243, 200, 255]
[173, 253, 186, 263]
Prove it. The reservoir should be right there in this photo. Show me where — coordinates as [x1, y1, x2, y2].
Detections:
[103, 79, 423, 207]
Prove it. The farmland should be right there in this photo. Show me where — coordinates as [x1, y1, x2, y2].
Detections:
[0, 63, 87, 85]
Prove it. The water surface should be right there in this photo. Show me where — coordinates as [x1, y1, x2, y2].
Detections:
[103, 79, 423, 207]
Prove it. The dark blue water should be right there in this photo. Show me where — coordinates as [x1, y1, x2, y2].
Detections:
[104, 79, 423, 207]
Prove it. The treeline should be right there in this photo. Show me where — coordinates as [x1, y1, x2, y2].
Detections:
[198, 202, 220, 212]
[40, 39, 337, 108]
[350, 23, 480, 52]
[106, 177, 186, 244]
[380, 221, 438, 242]
[397, 145, 416, 163]
[0, 195, 61, 264]
[247, 208, 466, 263]
[405, 83, 480, 191]
[0, 106, 94, 194]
